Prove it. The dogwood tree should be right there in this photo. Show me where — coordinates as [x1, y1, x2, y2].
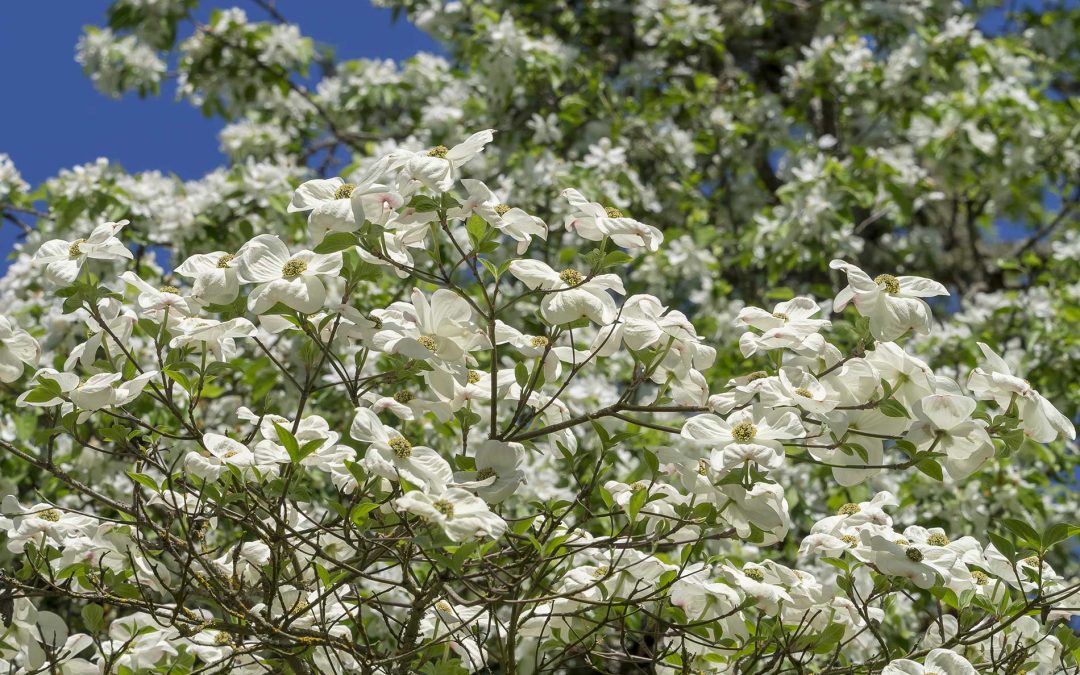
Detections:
[0, 1, 1077, 674]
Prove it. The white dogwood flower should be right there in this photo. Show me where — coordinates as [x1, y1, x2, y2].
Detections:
[395, 487, 507, 541]
[908, 393, 993, 480]
[351, 407, 452, 491]
[682, 405, 804, 474]
[236, 234, 343, 314]
[967, 342, 1075, 443]
[33, 220, 133, 286]
[829, 259, 948, 340]
[562, 188, 663, 251]
[0, 315, 39, 383]
[175, 250, 240, 306]
[508, 259, 625, 325]
[882, 648, 977, 675]
[392, 129, 495, 192]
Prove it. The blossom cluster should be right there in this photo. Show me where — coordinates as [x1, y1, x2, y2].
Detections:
[0, 127, 1075, 674]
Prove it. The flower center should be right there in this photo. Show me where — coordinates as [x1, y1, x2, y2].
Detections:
[895, 537, 910, 545]
[38, 509, 62, 522]
[217, 253, 234, 268]
[743, 568, 765, 582]
[393, 390, 413, 404]
[697, 459, 709, 476]
[68, 239, 86, 258]
[417, 335, 437, 352]
[841, 534, 859, 547]
[435, 600, 452, 612]
[874, 274, 900, 295]
[905, 547, 924, 563]
[388, 436, 412, 459]
[494, 203, 512, 216]
[746, 371, 768, 382]
[630, 481, 648, 492]
[475, 467, 496, 481]
[334, 183, 356, 200]
[282, 258, 307, 278]
[794, 387, 813, 398]
[731, 421, 757, 443]
[370, 316, 383, 329]
[529, 335, 549, 349]
[837, 503, 861, 516]
[605, 206, 623, 218]
[926, 533, 950, 547]
[159, 285, 179, 295]
[433, 499, 454, 518]
[772, 312, 789, 321]
[214, 632, 232, 646]
[592, 566, 610, 579]
[1023, 555, 1040, 567]
[559, 268, 583, 286]
[972, 570, 990, 585]
[428, 145, 449, 158]
[466, 370, 481, 384]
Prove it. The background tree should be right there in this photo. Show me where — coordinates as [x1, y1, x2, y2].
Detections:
[0, 1, 1076, 673]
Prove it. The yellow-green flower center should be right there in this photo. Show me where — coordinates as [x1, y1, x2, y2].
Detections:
[428, 145, 449, 158]
[38, 508, 62, 522]
[159, 285, 179, 295]
[433, 499, 454, 518]
[466, 370, 481, 384]
[217, 253, 234, 268]
[530, 335, 549, 349]
[972, 570, 990, 585]
[435, 600, 453, 612]
[926, 533, 950, 547]
[592, 566, 610, 579]
[559, 268, 583, 286]
[841, 534, 859, 547]
[417, 335, 437, 352]
[874, 274, 900, 295]
[494, 203, 512, 216]
[905, 547, 924, 563]
[731, 421, 757, 443]
[214, 632, 232, 646]
[838, 503, 861, 516]
[68, 239, 86, 259]
[393, 390, 413, 404]
[1023, 555, 1040, 567]
[475, 467, 496, 481]
[747, 371, 768, 382]
[334, 183, 356, 200]
[772, 312, 789, 321]
[282, 258, 307, 278]
[794, 387, 813, 398]
[743, 567, 765, 582]
[697, 459, 709, 476]
[388, 436, 412, 459]
[605, 206, 623, 218]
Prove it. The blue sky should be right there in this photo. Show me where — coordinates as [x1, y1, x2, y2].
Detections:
[0, 1, 437, 263]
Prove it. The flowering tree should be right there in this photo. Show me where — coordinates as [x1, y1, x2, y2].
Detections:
[0, 1, 1078, 674]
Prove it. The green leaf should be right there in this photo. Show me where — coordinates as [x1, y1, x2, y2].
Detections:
[127, 472, 160, 493]
[273, 423, 301, 463]
[81, 603, 105, 632]
[627, 487, 648, 521]
[1001, 518, 1040, 546]
[313, 231, 358, 254]
[915, 459, 943, 481]
[878, 398, 909, 418]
